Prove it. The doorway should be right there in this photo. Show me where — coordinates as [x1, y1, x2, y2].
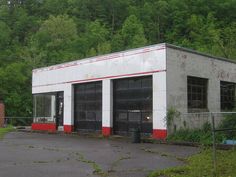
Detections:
[56, 92, 64, 128]
[74, 81, 102, 132]
[113, 76, 153, 135]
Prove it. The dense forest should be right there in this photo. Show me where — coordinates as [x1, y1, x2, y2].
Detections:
[0, 0, 235, 117]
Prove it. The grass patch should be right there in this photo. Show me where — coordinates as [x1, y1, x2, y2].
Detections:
[167, 122, 225, 145]
[167, 129, 215, 145]
[0, 126, 14, 139]
[141, 148, 186, 162]
[109, 155, 131, 173]
[149, 149, 236, 177]
[75, 152, 107, 177]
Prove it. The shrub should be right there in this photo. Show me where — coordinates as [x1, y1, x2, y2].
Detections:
[219, 113, 236, 139]
[167, 122, 224, 145]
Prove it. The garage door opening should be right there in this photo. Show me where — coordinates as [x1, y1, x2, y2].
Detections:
[113, 76, 152, 136]
[74, 81, 102, 132]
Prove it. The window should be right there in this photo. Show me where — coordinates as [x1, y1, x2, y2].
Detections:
[187, 76, 208, 111]
[33, 93, 56, 122]
[221, 81, 236, 111]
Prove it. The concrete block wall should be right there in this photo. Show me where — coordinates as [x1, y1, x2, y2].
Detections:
[166, 46, 236, 131]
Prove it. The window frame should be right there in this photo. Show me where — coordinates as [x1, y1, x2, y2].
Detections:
[220, 81, 236, 111]
[33, 92, 57, 123]
[187, 76, 208, 112]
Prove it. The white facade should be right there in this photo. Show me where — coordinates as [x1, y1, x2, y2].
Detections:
[32, 43, 236, 138]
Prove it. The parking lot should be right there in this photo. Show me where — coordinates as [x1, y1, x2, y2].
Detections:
[0, 132, 199, 177]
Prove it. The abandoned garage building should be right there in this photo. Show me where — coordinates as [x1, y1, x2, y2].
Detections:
[31, 43, 236, 139]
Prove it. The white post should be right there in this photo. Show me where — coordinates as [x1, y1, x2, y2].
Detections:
[102, 79, 113, 136]
[153, 72, 167, 139]
[63, 84, 74, 133]
[51, 95, 56, 122]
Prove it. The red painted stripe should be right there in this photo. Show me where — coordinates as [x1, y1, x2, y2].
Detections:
[68, 69, 166, 84]
[102, 127, 112, 136]
[64, 125, 74, 133]
[0, 102, 5, 128]
[31, 123, 57, 132]
[33, 69, 166, 88]
[33, 47, 166, 73]
[152, 129, 167, 140]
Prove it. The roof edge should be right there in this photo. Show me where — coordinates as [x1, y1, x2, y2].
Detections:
[32, 43, 166, 72]
[165, 43, 236, 64]
[32, 43, 236, 72]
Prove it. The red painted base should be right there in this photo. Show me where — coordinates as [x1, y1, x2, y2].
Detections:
[102, 127, 112, 137]
[153, 129, 167, 140]
[0, 102, 5, 128]
[64, 125, 74, 133]
[31, 123, 56, 132]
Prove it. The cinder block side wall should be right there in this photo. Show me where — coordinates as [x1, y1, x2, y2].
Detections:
[166, 47, 236, 130]
[0, 102, 5, 127]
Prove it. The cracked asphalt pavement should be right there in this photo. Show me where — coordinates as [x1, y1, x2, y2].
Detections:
[0, 132, 199, 177]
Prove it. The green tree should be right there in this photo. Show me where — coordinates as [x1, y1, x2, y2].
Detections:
[217, 22, 236, 59]
[35, 14, 77, 50]
[121, 15, 147, 49]
[33, 14, 78, 65]
[141, 0, 169, 43]
[80, 20, 111, 57]
[0, 62, 32, 117]
[0, 21, 11, 49]
[42, 0, 69, 16]
[180, 13, 220, 53]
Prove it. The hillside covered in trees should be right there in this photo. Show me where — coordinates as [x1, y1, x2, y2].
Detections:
[0, 0, 235, 116]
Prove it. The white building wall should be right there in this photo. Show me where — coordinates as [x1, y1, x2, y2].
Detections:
[102, 79, 113, 135]
[153, 72, 167, 130]
[32, 44, 167, 135]
[63, 84, 74, 126]
[32, 44, 166, 91]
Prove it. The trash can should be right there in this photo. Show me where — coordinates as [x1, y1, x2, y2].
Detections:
[131, 128, 141, 143]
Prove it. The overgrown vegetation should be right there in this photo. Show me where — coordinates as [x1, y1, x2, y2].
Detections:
[167, 113, 236, 145]
[219, 113, 236, 139]
[149, 149, 236, 177]
[166, 107, 180, 128]
[0, 0, 235, 116]
[167, 122, 214, 145]
[7, 117, 32, 126]
[0, 126, 14, 139]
